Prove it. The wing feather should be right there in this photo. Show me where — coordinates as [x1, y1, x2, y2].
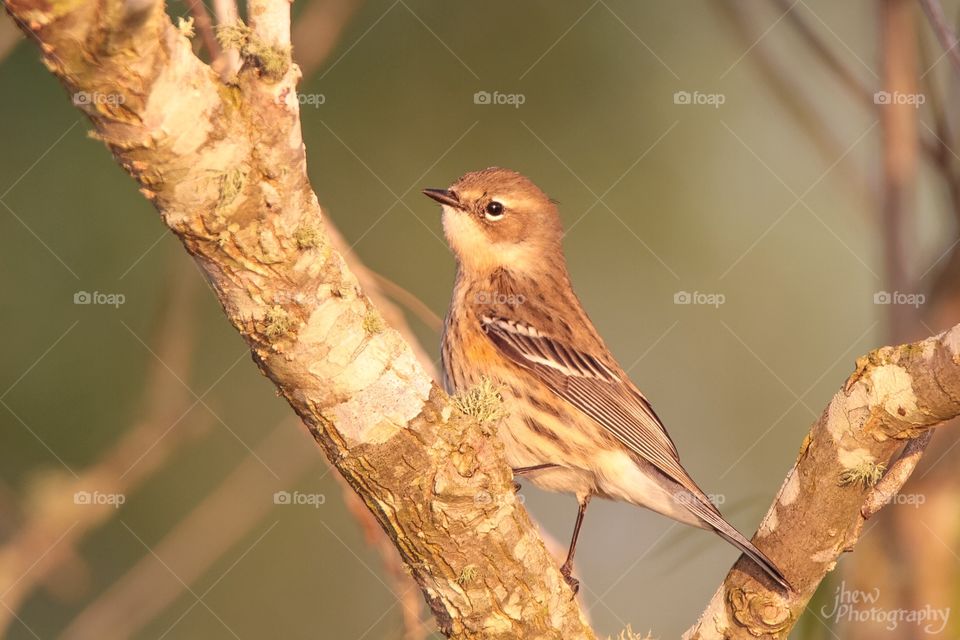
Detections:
[481, 315, 792, 589]
[481, 315, 704, 498]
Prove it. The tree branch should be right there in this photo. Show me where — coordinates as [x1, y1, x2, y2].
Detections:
[10, 0, 960, 637]
[686, 326, 960, 638]
[1, 0, 594, 636]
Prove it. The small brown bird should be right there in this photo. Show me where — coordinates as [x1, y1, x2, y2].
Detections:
[424, 167, 789, 593]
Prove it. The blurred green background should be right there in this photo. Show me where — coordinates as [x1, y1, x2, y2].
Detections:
[1, 1, 957, 638]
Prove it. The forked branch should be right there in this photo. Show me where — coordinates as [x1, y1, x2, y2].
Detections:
[6, 1, 960, 639]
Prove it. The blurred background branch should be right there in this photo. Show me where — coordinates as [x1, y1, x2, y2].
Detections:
[291, 0, 364, 78]
[0, 257, 211, 637]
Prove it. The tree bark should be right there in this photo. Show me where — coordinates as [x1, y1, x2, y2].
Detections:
[8, 0, 960, 638]
[686, 327, 960, 638]
[1, 0, 594, 637]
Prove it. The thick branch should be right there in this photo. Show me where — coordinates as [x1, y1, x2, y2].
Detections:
[2, 0, 594, 636]
[687, 326, 960, 639]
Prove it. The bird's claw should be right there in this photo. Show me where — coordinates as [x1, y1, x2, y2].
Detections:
[560, 563, 579, 596]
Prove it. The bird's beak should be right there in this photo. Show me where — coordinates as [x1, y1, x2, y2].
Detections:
[422, 188, 462, 209]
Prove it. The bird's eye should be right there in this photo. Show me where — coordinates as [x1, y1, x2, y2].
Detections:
[484, 201, 504, 220]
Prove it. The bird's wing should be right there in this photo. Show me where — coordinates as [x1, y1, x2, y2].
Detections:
[480, 315, 704, 500]
[480, 315, 794, 590]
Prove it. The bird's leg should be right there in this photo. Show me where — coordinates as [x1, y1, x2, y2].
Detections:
[560, 495, 591, 595]
[511, 463, 558, 492]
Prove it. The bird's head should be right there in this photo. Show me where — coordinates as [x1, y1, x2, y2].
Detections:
[423, 167, 564, 275]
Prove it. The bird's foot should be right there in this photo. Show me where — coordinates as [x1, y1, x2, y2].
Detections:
[560, 562, 579, 596]
[512, 481, 522, 493]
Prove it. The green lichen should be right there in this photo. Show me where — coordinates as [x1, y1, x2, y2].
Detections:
[219, 83, 245, 112]
[176, 16, 195, 38]
[216, 22, 290, 81]
[453, 377, 506, 425]
[218, 167, 245, 209]
[264, 306, 294, 340]
[294, 224, 321, 249]
[839, 461, 886, 488]
[216, 22, 250, 51]
[363, 310, 386, 335]
[608, 626, 654, 640]
[456, 565, 478, 585]
[250, 43, 290, 80]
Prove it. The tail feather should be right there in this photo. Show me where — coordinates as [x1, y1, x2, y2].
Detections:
[676, 487, 792, 590]
[712, 522, 792, 591]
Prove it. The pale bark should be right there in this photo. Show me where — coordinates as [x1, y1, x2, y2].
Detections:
[1, 0, 593, 637]
[8, 0, 960, 638]
[686, 327, 960, 638]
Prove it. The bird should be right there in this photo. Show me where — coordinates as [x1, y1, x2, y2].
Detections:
[422, 167, 790, 594]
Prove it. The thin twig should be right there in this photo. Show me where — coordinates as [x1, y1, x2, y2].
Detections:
[771, 0, 942, 162]
[369, 271, 443, 333]
[292, 0, 365, 78]
[772, 0, 875, 108]
[210, 0, 241, 77]
[716, 1, 873, 209]
[186, 0, 221, 63]
[869, 7, 928, 617]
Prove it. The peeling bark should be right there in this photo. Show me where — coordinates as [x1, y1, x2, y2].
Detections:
[1, 0, 594, 636]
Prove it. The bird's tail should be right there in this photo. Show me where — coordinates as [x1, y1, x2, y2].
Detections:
[678, 487, 792, 590]
[711, 520, 791, 591]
